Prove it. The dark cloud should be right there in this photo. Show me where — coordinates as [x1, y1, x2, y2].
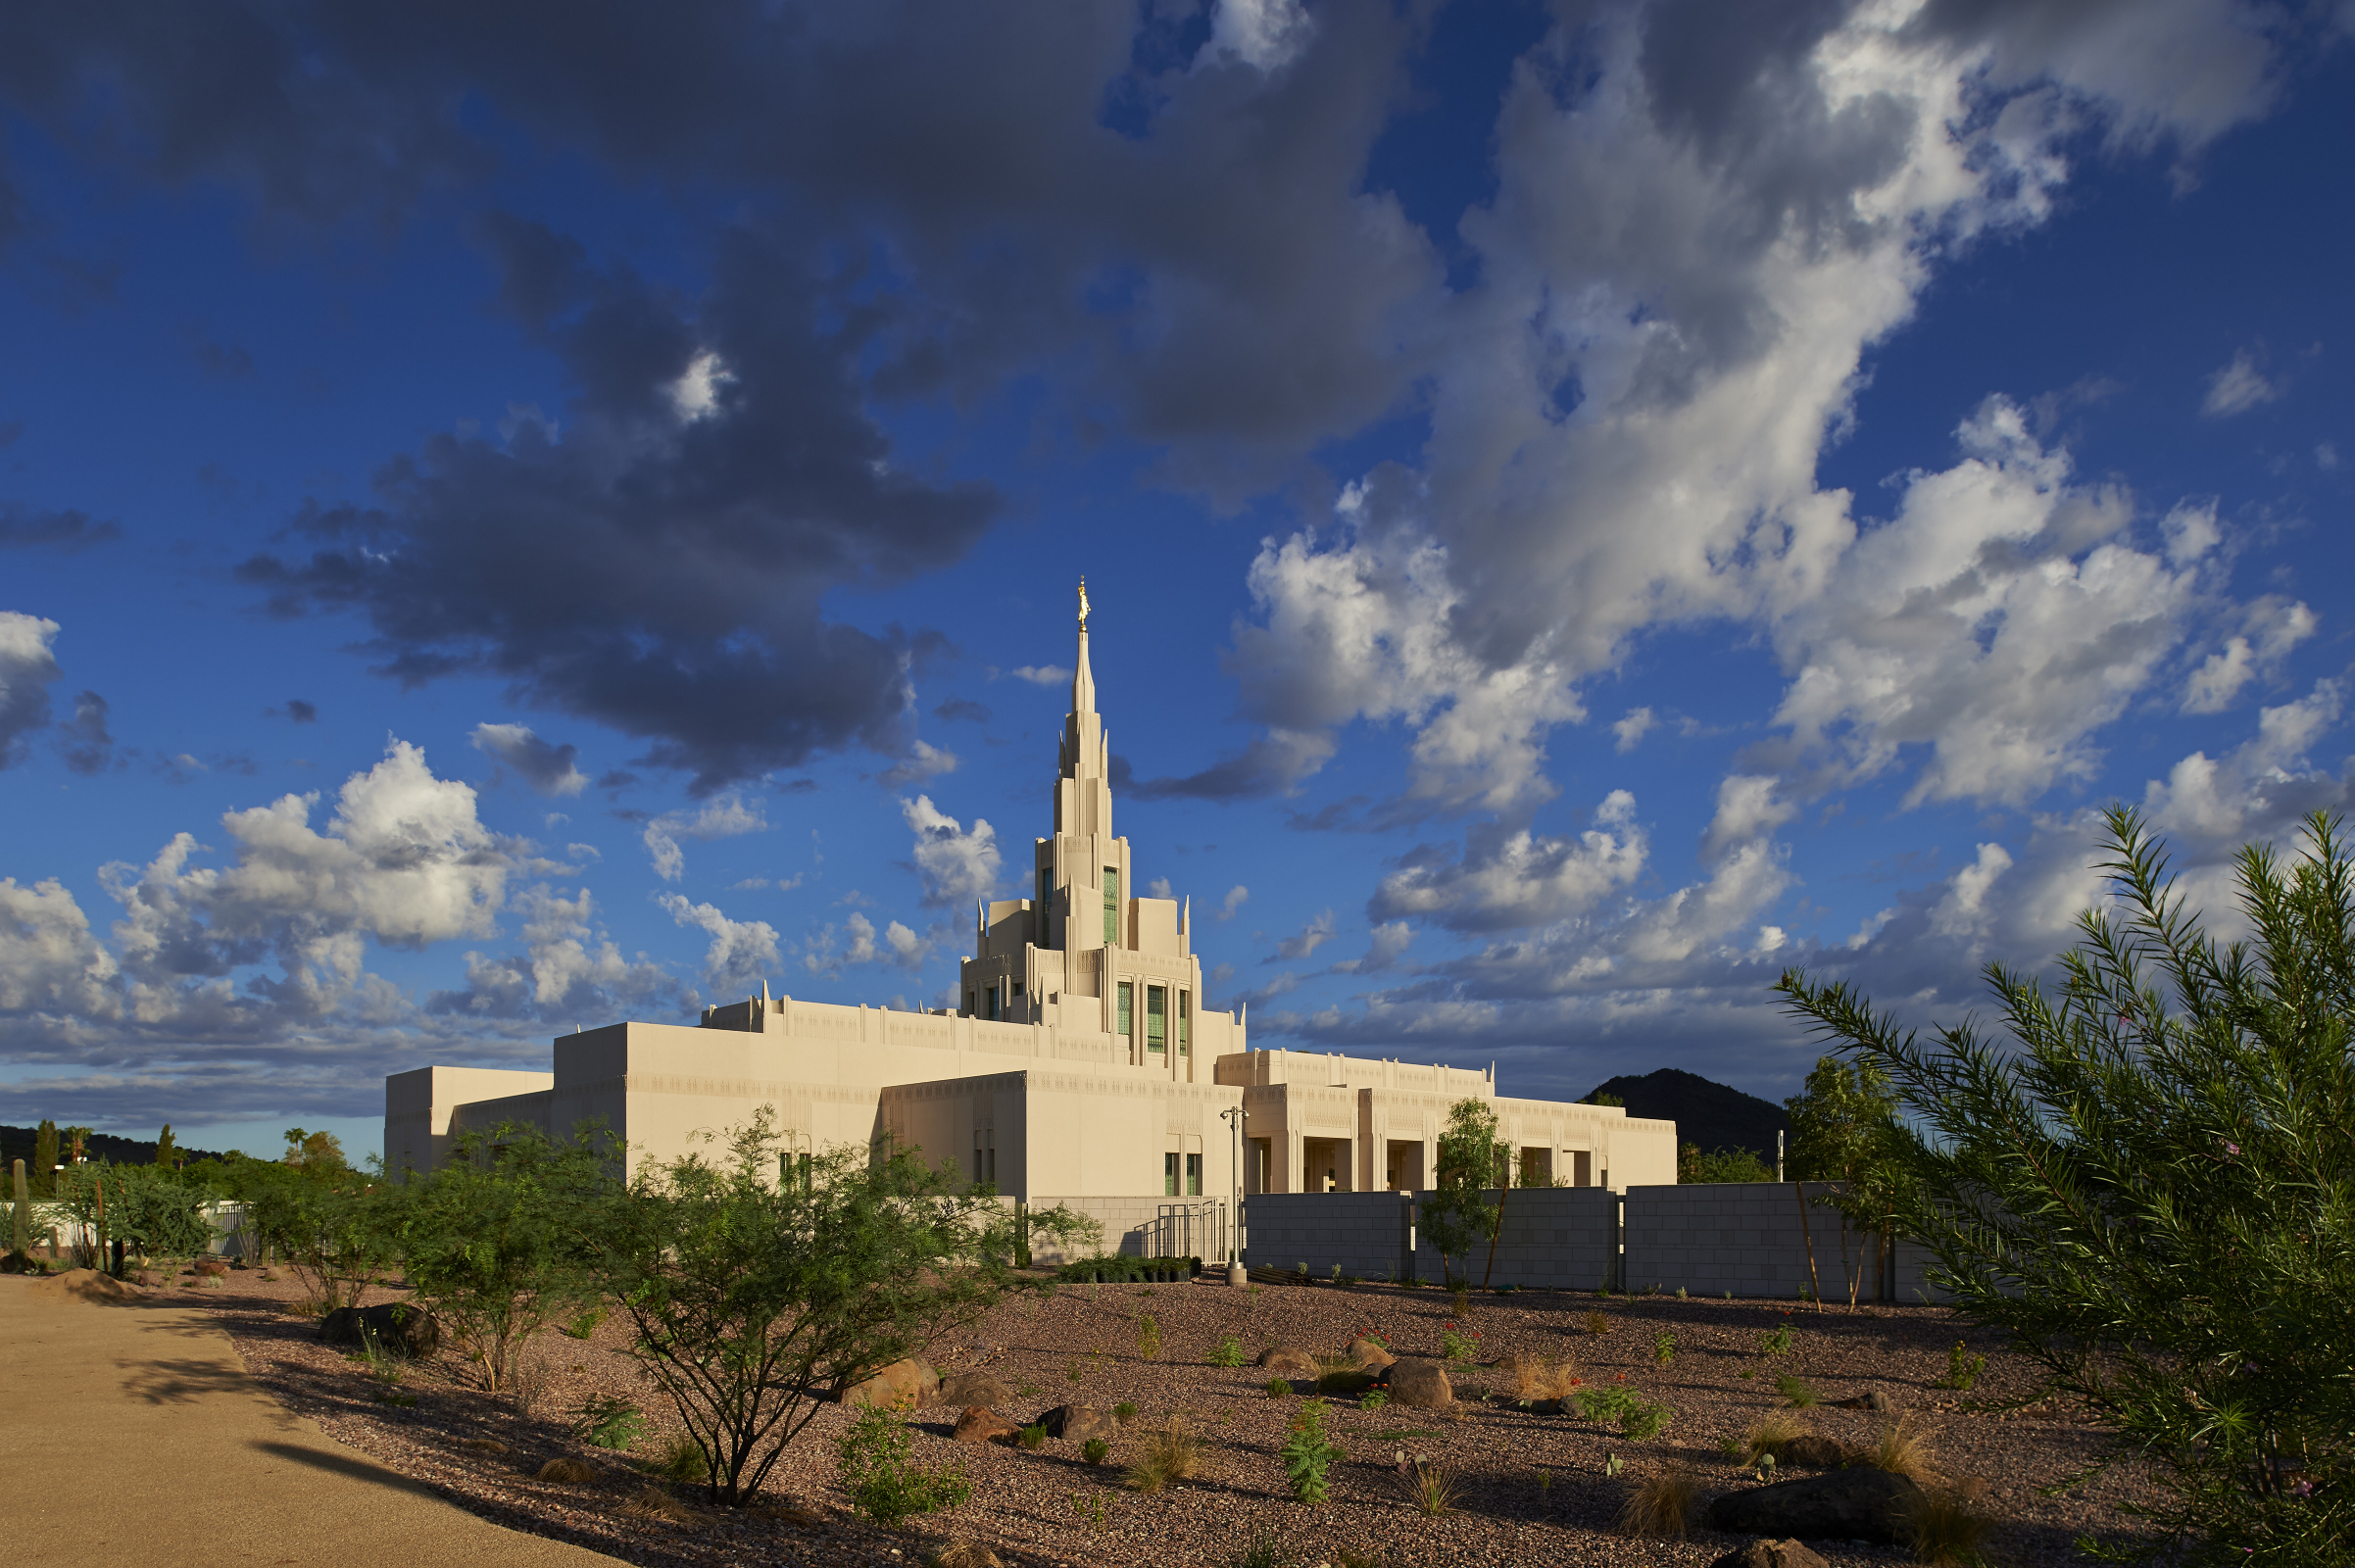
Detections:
[239, 220, 998, 793]
[0, 421, 21, 448]
[276, 699, 318, 722]
[55, 689, 116, 775]
[932, 697, 991, 724]
[0, 501, 120, 553]
[471, 721, 587, 796]
[0, 612, 61, 766]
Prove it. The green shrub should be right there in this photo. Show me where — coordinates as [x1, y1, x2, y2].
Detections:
[1278, 1397, 1342, 1503]
[1081, 1437, 1109, 1464]
[1440, 1326, 1477, 1364]
[1114, 1400, 1138, 1424]
[1136, 1315, 1160, 1359]
[1777, 806, 2355, 1560]
[1775, 1374, 1819, 1409]
[1263, 1377, 1292, 1399]
[1017, 1423, 1047, 1451]
[836, 1406, 971, 1528]
[1933, 1342, 1985, 1393]
[1620, 1400, 1673, 1440]
[1359, 1390, 1389, 1411]
[558, 1305, 606, 1340]
[1572, 1385, 1637, 1424]
[576, 1396, 648, 1449]
[1209, 1335, 1245, 1368]
[1652, 1331, 1676, 1367]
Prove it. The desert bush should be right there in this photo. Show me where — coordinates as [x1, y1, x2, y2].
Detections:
[1439, 1324, 1478, 1364]
[1136, 1314, 1160, 1359]
[651, 1433, 711, 1486]
[1933, 1342, 1985, 1393]
[928, 1542, 1002, 1568]
[837, 1406, 971, 1528]
[1016, 1424, 1047, 1451]
[1905, 1487, 1994, 1566]
[1781, 807, 2355, 1562]
[1113, 1399, 1139, 1424]
[1210, 1335, 1245, 1367]
[536, 1457, 600, 1484]
[508, 1348, 555, 1416]
[1081, 1437, 1110, 1464]
[232, 1151, 388, 1312]
[1618, 1466, 1698, 1538]
[1359, 1390, 1390, 1411]
[1759, 1320, 1794, 1356]
[559, 1305, 607, 1340]
[592, 1107, 1086, 1506]
[1263, 1377, 1292, 1399]
[1505, 1350, 1581, 1402]
[1279, 1398, 1342, 1503]
[1777, 1373, 1820, 1408]
[576, 1396, 647, 1450]
[1652, 1331, 1676, 1367]
[1124, 1415, 1204, 1494]
[1582, 1309, 1612, 1337]
[1620, 1399, 1673, 1441]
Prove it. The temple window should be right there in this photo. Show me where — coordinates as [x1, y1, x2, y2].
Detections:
[1103, 866, 1120, 946]
[1117, 981, 1132, 1039]
[1178, 991, 1190, 1054]
[1147, 985, 1166, 1052]
[1186, 1152, 1202, 1196]
[1163, 1152, 1180, 1197]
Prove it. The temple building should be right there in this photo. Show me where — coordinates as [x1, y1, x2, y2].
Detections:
[385, 585, 1677, 1246]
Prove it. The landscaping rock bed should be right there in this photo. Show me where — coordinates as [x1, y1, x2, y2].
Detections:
[175, 1266, 2166, 1567]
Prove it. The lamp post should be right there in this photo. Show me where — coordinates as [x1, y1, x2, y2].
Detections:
[1220, 1103, 1246, 1286]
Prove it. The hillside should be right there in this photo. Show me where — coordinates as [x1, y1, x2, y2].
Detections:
[0, 1124, 233, 1172]
[1581, 1067, 1787, 1164]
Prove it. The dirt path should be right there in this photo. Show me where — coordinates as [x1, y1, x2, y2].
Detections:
[0, 1273, 620, 1567]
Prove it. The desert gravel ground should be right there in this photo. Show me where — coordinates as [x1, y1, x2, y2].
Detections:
[148, 1262, 2166, 1568]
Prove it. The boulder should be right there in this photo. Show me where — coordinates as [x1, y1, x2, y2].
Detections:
[1386, 1359, 1453, 1409]
[29, 1267, 138, 1303]
[1778, 1434, 1850, 1470]
[319, 1301, 441, 1356]
[1708, 1540, 1831, 1568]
[937, 1369, 1015, 1409]
[1041, 1404, 1117, 1443]
[1833, 1391, 1894, 1412]
[841, 1357, 938, 1410]
[951, 1406, 1018, 1445]
[1255, 1347, 1318, 1377]
[1345, 1338, 1396, 1372]
[1704, 1468, 1928, 1545]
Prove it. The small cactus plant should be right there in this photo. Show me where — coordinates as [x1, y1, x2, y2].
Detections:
[10, 1158, 29, 1259]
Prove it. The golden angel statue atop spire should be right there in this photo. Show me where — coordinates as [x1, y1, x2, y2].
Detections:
[1077, 576, 1092, 628]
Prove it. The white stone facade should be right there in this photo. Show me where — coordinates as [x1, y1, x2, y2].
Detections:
[384, 587, 1677, 1222]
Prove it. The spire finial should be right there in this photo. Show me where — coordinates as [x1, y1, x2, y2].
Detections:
[1077, 576, 1091, 629]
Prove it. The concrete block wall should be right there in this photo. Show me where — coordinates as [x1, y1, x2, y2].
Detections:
[1409, 1187, 1619, 1289]
[1243, 1193, 1411, 1279]
[1892, 1238, 1959, 1304]
[1623, 1182, 1893, 1300]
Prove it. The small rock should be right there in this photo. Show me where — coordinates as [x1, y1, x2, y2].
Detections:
[1708, 1540, 1831, 1568]
[1345, 1337, 1396, 1372]
[841, 1357, 938, 1410]
[1704, 1468, 1928, 1544]
[937, 1369, 1014, 1409]
[951, 1405, 1018, 1445]
[1041, 1404, 1116, 1443]
[1779, 1434, 1850, 1469]
[1386, 1359, 1453, 1409]
[1833, 1391, 1894, 1412]
[1256, 1347, 1318, 1377]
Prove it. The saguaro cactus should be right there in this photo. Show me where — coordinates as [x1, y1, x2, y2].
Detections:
[10, 1158, 27, 1257]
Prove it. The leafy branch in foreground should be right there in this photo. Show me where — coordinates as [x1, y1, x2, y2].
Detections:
[1778, 806, 2355, 1566]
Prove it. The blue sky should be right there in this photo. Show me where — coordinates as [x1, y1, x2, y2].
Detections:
[2, 0, 2350, 1160]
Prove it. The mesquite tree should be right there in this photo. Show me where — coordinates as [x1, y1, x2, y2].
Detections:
[591, 1108, 1087, 1506]
[1421, 1098, 1509, 1289]
[1777, 807, 2355, 1565]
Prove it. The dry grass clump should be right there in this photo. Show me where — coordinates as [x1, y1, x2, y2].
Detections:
[535, 1457, 601, 1485]
[1582, 1309, 1613, 1337]
[1737, 1408, 1811, 1467]
[928, 1542, 1004, 1568]
[1857, 1413, 1936, 1484]
[648, 1433, 711, 1486]
[617, 1482, 700, 1528]
[1122, 1416, 1205, 1493]
[458, 1437, 512, 1456]
[1396, 1458, 1457, 1518]
[1504, 1349, 1583, 1402]
[1314, 1355, 1375, 1395]
[1904, 1487, 1994, 1566]
[1617, 1466, 1699, 1538]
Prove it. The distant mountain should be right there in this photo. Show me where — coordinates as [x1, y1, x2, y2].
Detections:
[1580, 1068, 1787, 1164]
[0, 1124, 233, 1171]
